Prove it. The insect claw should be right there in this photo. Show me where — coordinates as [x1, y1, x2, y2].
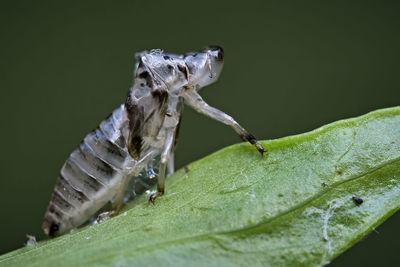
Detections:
[237, 132, 266, 156]
[149, 191, 163, 204]
[256, 143, 267, 156]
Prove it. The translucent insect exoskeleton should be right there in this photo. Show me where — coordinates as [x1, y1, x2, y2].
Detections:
[42, 46, 265, 237]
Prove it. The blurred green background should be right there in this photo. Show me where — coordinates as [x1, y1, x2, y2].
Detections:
[0, 0, 399, 265]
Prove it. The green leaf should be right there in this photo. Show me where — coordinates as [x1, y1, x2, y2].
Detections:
[1, 107, 400, 267]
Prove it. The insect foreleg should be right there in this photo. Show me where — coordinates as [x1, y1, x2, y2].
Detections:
[182, 88, 265, 155]
[149, 128, 176, 203]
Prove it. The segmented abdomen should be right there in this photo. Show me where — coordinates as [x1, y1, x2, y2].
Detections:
[43, 105, 135, 236]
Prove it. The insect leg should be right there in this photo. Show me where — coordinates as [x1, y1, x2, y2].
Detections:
[167, 152, 175, 176]
[96, 177, 130, 222]
[149, 128, 175, 203]
[182, 88, 265, 155]
[111, 177, 130, 212]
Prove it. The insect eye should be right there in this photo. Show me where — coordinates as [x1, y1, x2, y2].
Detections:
[49, 223, 59, 237]
[216, 50, 223, 61]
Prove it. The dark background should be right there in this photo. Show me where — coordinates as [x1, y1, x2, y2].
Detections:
[0, 1, 399, 265]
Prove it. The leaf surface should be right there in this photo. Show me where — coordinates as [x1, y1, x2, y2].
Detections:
[1, 107, 400, 266]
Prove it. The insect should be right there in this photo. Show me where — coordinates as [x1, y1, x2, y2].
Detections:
[42, 46, 265, 237]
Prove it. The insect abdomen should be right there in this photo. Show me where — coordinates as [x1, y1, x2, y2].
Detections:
[43, 105, 134, 236]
